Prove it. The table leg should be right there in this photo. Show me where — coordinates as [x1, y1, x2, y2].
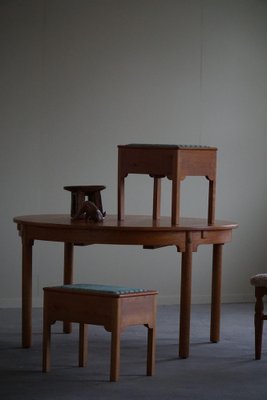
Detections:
[210, 243, 223, 342]
[22, 236, 33, 348]
[179, 233, 193, 358]
[63, 242, 74, 333]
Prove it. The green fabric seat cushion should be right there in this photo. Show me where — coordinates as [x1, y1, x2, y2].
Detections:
[48, 283, 153, 295]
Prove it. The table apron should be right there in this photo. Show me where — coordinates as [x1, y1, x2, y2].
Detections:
[21, 225, 232, 250]
[190, 230, 232, 251]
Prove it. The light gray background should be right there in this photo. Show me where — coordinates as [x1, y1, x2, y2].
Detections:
[1, 0, 266, 307]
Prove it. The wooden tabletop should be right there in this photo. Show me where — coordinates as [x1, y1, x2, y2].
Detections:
[14, 214, 237, 231]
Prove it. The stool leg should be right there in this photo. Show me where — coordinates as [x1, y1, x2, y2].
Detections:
[92, 191, 103, 213]
[146, 326, 156, 376]
[153, 177, 161, 220]
[171, 178, 180, 225]
[208, 179, 216, 225]
[110, 329, 120, 382]
[42, 319, 51, 372]
[118, 175, 125, 221]
[79, 323, 88, 367]
[255, 288, 264, 360]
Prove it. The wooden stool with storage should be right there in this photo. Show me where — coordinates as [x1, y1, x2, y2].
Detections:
[118, 144, 217, 225]
[42, 284, 158, 382]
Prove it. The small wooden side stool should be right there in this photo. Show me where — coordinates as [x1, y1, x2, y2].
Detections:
[118, 144, 217, 225]
[64, 185, 106, 218]
[250, 274, 267, 359]
[42, 284, 158, 382]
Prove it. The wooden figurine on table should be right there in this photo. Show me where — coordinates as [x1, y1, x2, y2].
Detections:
[72, 201, 106, 222]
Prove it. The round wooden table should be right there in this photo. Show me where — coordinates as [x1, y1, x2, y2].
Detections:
[14, 214, 238, 358]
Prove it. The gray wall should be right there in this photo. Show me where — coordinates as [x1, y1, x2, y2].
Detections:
[1, 0, 267, 307]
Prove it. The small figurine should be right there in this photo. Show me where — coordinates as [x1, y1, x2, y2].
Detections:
[72, 200, 106, 222]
